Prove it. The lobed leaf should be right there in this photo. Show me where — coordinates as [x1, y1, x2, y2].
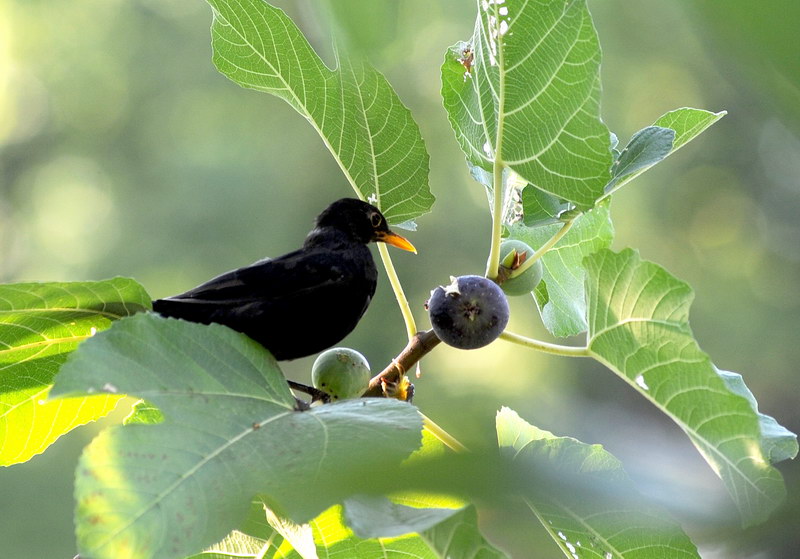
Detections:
[0, 278, 150, 466]
[496, 408, 699, 558]
[583, 249, 795, 526]
[510, 205, 614, 337]
[51, 314, 423, 559]
[205, 0, 433, 224]
[441, 0, 612, 209]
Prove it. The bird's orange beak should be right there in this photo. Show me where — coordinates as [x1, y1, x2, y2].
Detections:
[376, 230, 417, 254]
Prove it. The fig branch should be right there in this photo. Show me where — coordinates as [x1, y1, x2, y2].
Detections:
[363, 329, 441, 397]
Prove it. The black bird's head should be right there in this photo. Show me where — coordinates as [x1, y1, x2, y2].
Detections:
[312, 198, 416, 253]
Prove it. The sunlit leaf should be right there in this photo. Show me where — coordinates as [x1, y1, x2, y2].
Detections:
[496, 408, 700, 558]
[51, 314, 423, 559]
[0, 278, 150, 466]
[584, 249, 794, 526]
[510, 205, 614, 337]
[267, 504, 507, 559]
[205, 0, 433, 224]
[441, 0, 612, 208]
[717, 369, 798, 463]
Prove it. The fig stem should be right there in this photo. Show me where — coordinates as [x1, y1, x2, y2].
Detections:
[499, 330, 589, 357]
[422, 413, 469, 453]
[507, 218, 576, 280]
[377, 242, 418, 340]
[364, 329, 441, 397]
[287, 380, 330, 403]
[485, 3, 510, 281]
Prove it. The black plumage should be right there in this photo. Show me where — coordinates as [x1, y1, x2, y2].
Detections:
[152, 198, 415, 360]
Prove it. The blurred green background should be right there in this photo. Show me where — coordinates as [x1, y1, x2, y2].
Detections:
[1, 1, 798, 557]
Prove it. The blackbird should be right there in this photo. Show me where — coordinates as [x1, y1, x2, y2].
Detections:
[152, 198, 416, 360]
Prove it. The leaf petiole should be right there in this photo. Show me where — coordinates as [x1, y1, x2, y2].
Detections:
[499, 331, 588, 358]
[377, 243, 417, 340]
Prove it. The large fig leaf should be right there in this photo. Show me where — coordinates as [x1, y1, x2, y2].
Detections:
[441, 0, 612, 208]
[584, 249, 796, 526]
[205, 0, 433, 224]
[51, 314, 423, 559]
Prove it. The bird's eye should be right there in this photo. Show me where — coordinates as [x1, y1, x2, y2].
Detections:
[370, 212, 382, 228]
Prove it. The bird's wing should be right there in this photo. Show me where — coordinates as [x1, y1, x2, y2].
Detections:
[159, 250, 348, 305]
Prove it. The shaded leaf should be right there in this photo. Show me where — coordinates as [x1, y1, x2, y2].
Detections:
[344, 495, 462, 540]
[521, 185, 570, 228]
[205, 0, 433, 224]
[606, 126, 675, 191]
[0, 278, 150, 466]
[605, 108, 725, 196]
[510, 205, 614, 337]
[584, 249, 793, 526]
[51, 314, 423, 559]
[496, 408, 699, 558]
[441, 0, 612, 208]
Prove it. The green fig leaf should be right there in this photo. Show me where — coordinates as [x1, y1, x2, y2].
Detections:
[496, 408, 700, 558]
[204, 0, 433, 224]
[584, 249, 796, 526]
[510, 205, 614, 337]
[51, 314, 423, 559]
[441, 0, 612, 208]
[0, 278, 150, 466]
[605, 108, 726, 196]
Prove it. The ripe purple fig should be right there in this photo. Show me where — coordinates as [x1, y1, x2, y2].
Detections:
[427, 275, 509, 349]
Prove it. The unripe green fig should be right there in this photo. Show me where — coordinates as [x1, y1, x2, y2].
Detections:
[427, 275, 509, 349]
[311, 347, 371, 400]
[498, 239, 543, 296]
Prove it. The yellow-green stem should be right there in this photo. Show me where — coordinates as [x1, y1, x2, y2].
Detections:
[499, 330, 589, 357]
[422, 413, 468, 453]
[508, 218, 576, 279]
[378, 242, 417, 340]
[485, 160, 505, 280]
[485, 5, 509, 280]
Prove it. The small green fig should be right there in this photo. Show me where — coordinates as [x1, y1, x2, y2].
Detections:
[498, 239, 543, 296]
[311, 347, 371, 400]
